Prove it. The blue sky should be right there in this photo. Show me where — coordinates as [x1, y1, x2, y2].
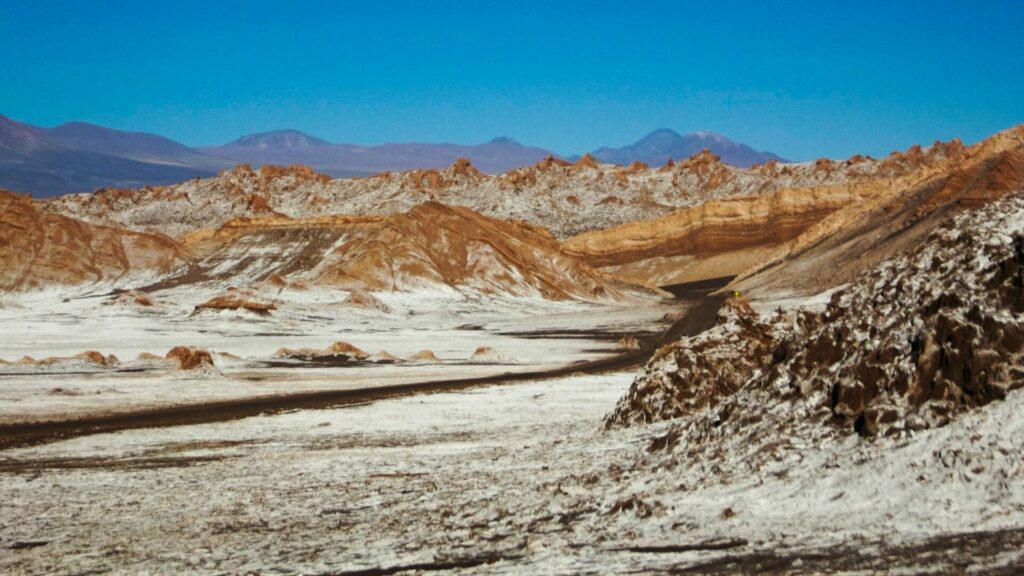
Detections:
[2, 0, 1023, 160]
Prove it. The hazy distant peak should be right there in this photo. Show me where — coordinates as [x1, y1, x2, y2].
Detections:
[487, 136, 521, 145]
[644, 128, 683, 138]
[0, 113, 53, 155]
[226, 130, 331, 149]
[46, 121, 202, 159]
[591, 129, 786, 168]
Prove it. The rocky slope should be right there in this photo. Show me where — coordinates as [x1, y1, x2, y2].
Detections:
[47, 141, 935, 240]
[0, 189, 190, 291]
[609, 191, 1024, 439]
[157, 201, 659, 301]
[567, 126, 1024, 286]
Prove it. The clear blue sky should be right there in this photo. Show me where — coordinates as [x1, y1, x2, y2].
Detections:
[2, 0, 1023, 160]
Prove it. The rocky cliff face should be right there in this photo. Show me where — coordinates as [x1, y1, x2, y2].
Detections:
[0, 189, 190, 291]
[567, 127, 1024, 286]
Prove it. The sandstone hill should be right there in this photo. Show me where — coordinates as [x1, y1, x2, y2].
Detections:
[0, 189, 190, 291]
[153, 201, 659, 301]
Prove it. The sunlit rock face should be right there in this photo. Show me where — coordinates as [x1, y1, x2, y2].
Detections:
[0, 188, 189, 291]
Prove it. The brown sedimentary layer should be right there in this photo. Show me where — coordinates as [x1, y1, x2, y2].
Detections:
[0, 189, 190, 291]
[565, 186, 861, 268]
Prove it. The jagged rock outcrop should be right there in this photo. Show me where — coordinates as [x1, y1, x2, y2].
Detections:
[608, 192, 1024, 438]
[0, 189, 190, 291]
[606, 297, 793, 427]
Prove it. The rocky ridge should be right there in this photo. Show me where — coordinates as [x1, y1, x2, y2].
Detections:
[44, 137, 960, 240]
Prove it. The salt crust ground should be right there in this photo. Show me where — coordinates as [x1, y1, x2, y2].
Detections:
[1, 369, 1021, 574]
[0, 282, 675, 424]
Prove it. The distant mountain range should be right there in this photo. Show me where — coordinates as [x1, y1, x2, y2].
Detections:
[0, 114, 788, 197]
[196, 132, 555, 178]
[588, 129, 786, 168]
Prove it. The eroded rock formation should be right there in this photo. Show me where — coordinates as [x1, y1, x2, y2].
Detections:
[0, 189, 190, 291]
[159, 201, 660, 301]
[46, 137, 956, 240]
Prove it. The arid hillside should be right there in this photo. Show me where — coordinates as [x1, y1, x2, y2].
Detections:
[156, 201, 660, 301]
[566, 126, 1024, 286]
[730, 125, 1024, 297]
[0, 189, 190, 291]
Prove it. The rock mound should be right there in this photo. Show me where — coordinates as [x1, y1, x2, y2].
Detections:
[468, 346, 516, 364]
[9, 350, 122, 369]
[274, 341, 369, 362]
[342, 290, 391, 313]
[616, 336, 641, 350]
[367, 350, 401, 364]
[194, 292, 278, 315]
[105, 290, 155, 307]
[165, 346, 217, 371]
[409, 350, 442, 363]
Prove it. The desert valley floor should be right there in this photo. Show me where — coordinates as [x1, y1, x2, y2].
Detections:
[2, 277, 1022, 574]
